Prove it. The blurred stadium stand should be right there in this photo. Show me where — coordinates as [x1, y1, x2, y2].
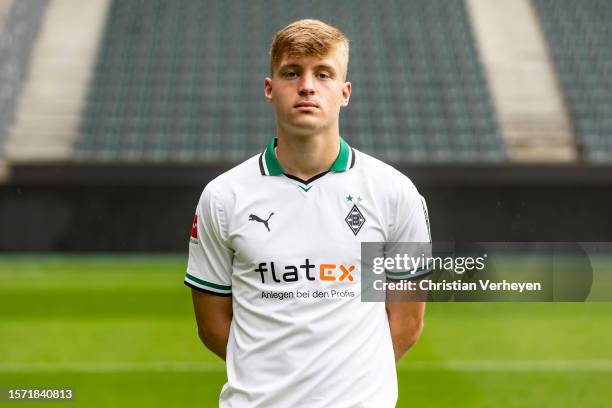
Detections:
[74, 0, 504, 163]
[0, 0, 48, 158]
[533, 0, 612, 163]
[0, 0, 611, 250]
[468, 0, 577, 162]
[4, 0, 110, 161]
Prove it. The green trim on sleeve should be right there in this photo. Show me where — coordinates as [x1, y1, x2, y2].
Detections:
[185, 273, 231, 291]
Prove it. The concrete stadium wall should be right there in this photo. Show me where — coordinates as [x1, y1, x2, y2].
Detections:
[1, 165, 611, 251]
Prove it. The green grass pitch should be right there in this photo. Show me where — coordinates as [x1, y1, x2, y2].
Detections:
[0, 255, 611, 407]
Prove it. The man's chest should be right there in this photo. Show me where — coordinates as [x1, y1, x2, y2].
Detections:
[228, 186, 387, 259]
[224, 181, 390, 289]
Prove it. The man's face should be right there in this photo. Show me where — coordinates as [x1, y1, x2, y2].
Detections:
[264, 45, 351, 137]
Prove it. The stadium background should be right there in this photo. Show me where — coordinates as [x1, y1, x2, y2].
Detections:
[0, 0, 611, 406]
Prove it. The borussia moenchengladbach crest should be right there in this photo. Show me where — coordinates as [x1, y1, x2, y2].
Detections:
[345, 204, 366, 236]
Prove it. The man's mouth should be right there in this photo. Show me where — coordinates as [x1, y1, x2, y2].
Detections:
[294, 101, 319, 111]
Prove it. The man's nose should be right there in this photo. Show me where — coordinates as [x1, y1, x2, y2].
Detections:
[298, 73, 315, 96]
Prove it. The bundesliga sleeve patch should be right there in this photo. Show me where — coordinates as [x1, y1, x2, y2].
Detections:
[191, 215, 198, 239]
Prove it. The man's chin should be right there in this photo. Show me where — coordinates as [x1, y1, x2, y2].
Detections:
[283, 120, 325, 136]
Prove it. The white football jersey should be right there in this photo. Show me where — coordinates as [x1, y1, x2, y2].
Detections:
[186, 137, 431, 408]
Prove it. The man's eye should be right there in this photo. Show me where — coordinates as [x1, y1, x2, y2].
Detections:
[318, 72, 330, 79]
[284, 71, 297, 78]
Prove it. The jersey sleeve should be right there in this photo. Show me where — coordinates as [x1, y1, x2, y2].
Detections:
[184, 185, 233, 296]
[384, 177, 432, 280]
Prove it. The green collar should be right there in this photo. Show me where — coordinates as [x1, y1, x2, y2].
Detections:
[260, 137, 353, 176]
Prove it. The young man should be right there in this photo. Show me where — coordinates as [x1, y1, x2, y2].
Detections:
[185, 19, 431, 408]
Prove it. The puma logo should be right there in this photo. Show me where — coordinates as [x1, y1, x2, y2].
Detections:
[248, 212, 274, 232]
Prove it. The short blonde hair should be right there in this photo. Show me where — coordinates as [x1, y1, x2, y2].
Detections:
[269, 19, 350, 78]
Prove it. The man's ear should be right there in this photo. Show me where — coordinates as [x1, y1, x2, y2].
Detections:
[341, 81, 351, 107]
[264, 77, 273, 103]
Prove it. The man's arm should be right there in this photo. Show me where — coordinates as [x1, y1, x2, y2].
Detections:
[385, 300, 425, 362]
[191, 289, 233, 360]
[385, 277, 427, 362]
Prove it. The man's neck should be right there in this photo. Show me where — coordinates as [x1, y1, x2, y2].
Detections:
[274, 128, 340, 181]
